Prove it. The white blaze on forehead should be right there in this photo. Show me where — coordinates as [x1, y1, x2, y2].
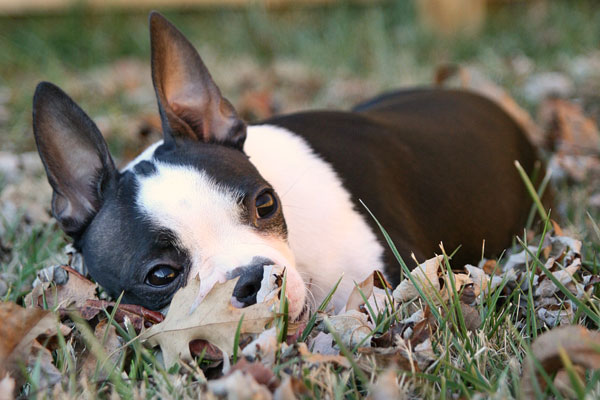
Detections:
[134, 162, 295, 282]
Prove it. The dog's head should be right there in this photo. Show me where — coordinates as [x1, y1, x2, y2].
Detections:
[32, 13, 306, 320]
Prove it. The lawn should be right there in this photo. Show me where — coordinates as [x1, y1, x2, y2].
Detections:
[1, 0, 600, 398]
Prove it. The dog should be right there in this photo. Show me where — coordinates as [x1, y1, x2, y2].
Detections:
[32, 12, 540, 321]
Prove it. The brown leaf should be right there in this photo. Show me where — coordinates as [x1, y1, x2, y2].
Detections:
[80, 300, 164, 331]
[297, 342, 350, 368]
[345, 273, 374, 312]
[25, 266, 97, 313]
[368, 369, 405, 400]
[140, 277, 277, 368]
[393, 256, 442, 303]
[229, 358, 278, 391]
[357, 347, 416, 371]
[0, 302, 57, 385]
[80, 320, 123, 380]
[538, 98, 600, 155]
[460, 303, 481, 331]
[521, 325, 600, 398]
[274, 376, 309, 400]
[27, 341, 61, 390]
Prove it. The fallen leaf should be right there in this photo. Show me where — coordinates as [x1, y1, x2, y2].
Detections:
[141, 277, 277, 368]
[274, 375, 309, 400]
[79, 300, 164, 331]
[521, 325, 600, 398]
[0, 302, 58, 386]
[321, 310, 372, 349]
[228, 357, 278, 391]
[357, 347, 415, 371]
[345, 272, 375, 312]
[393, 256, 442, 303]
[207, 369, 272, 400]
[25, 266, 97, 313]
[460, 303, 481, 331]
[242, 327, 278, 367]
[297, 342, 350, 368]
[27, 341, 62, 391]
[81, 320, 124, 380]
[538, 98, 600, 155]
[0, 374, 15, 400]
[368, 368, 405, 400]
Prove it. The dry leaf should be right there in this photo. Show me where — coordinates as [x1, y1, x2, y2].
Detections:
[345, 272, 375, 312]
[207, 369, 272, 400]
[322, 310, 372, 349]
[368, 369, 405, 400]
[521, 325, 600, 398]
[274, 375, 309, 400]
[464, 265, 490, 299]
[228, 358, 278, 391]
[0, 302, 58, 384]
[27, 341, 61, 390]
[393, 256, 442, 303]
[242, 327, 278, 367]
[79, 300, 164, 331]
[25, 266, 97, 312]
[141, 277, 277, 368]
[357, 347, 415, 371]
[297, 342, 350, 368]
[460, 303, 481, 331]
[0, 374, 15, 400]
[81, 320, 123, 380]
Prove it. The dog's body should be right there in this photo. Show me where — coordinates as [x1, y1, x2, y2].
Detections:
[32, 13, 539, 320]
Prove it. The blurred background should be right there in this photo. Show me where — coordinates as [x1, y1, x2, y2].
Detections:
[0, 0, 599, 259]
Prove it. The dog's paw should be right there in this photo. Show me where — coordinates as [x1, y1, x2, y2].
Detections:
[32, 264, 69, 287]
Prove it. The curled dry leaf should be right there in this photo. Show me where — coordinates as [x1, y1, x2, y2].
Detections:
[521, 325, 600, 398]
[464, 264, 489, 299]
[0, 374, 15, 400]
[228, 357, 278, 392]
[393, 256, 442, 303]
[25, 266, 97, 313]
[297, 342, 350, 368]
[207, 369, 272, 400]
[460, 303, 481, 331]
[357, 346, 415, 371]
[274, 375, 309, 400]
[79, 300, 164, 332]
[81, 320, 123, 380]
[322, 310, 372, 349]
[368, 369, 405, 400]
[140, 277, 278, 368]
[0, 302, 58, 385]
[242, 327, 278, 367]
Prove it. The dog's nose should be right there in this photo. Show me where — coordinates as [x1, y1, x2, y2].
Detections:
[232, 264, 264, 307]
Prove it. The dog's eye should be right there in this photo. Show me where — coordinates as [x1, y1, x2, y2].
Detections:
[255, 191, 277, 219]
[146, 265, 179, 287]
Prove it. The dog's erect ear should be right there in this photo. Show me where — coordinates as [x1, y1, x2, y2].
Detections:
[149, 12, 246, 149]
[33, 82, 117, 238]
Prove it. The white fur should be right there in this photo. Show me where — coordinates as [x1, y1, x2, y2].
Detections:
[129, 124, 384, 314]
[244, 125, 384, 311]
[135, 162, 305, 318]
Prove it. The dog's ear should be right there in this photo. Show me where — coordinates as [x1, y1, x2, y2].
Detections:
[149, 12, 246, 149]
[33, 82, 117, 238]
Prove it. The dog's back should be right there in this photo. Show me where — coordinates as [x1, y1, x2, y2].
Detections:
[263, 88, 539, 281]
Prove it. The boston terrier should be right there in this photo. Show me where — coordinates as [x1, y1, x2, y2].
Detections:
[32, 12, 540, 321]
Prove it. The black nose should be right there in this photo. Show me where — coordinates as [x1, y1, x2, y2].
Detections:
[232, 264, 264, 307]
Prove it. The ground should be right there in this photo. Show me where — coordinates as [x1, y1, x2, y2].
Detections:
[0, 1, 600, 398]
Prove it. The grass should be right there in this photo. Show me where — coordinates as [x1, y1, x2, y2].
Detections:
[1, 0, 600, 398]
